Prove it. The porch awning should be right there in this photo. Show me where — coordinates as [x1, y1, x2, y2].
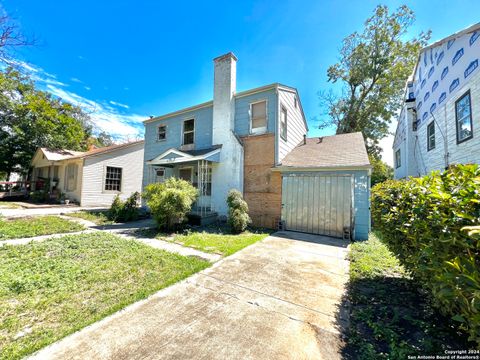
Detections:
[146, 146, 222, 165]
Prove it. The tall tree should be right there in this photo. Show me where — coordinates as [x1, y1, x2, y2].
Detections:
[319, 5, 430, 157]
[0, 68, 91, 180]
[87, 131, 115, 148]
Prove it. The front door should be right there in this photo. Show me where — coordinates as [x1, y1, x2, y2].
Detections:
[179, 167, 193, 182]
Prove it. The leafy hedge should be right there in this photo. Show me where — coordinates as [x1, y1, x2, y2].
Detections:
[371, 164, 480, 345]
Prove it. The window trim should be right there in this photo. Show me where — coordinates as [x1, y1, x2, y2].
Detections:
[280, 105, 288, 141]
[157, 124, 167, 142]
[427, 121, 436, 151]
[249, 99, 268, 134]
[155, 167, 166, 183]
[395, 149, 401, 169]
[182, 118, 195, 146]
[103, 166, 123, 193]
[455, 90, 473, 144]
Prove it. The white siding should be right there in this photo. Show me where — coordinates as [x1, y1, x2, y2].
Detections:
[394, 27, 480, 178]
[277, 89, 308, 163]
[419, 71, 480, 174]
[80, 143, 144, 207]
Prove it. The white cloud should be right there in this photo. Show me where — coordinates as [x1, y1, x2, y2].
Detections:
[2, 59, 146, 140]
[46, 84, 145, 139]
[109, 100, 130, 109]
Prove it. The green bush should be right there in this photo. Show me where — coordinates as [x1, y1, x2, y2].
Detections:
[108, 192, 140, 222]
[227, 189, 251, 233]
[371, 164, 480, 345]
[143, 178, 198, 230]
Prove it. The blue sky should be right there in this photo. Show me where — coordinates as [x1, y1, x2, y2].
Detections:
[2, 0, 480, 164]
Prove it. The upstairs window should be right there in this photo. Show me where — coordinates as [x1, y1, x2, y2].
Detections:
[455, 91, 473, 144]
[427, 121, 435, 151]
[105, 166, 122, 192]
[395, 149, 401, 169]
[251, 100, 267, 133]
[157, 125, 166, 141]
[280, 106, 287, 141]
[183, 119, 195, 145]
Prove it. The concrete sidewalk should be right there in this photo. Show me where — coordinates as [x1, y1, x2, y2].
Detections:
[28, 232, 350, 360]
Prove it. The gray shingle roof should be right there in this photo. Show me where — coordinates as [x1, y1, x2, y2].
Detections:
[280, 132, 371, 168]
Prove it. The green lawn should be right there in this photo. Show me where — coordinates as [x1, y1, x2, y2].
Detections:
[140, 226, 270, 256]
[0, 216, 84, 240]
[68, 210, 113, 225]
[0, 201, 22, 209]
[345, 232, 471, 359]
[0, 232, 210, 359]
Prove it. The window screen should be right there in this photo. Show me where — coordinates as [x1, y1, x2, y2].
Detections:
[183, 119, 194, 145]
[455, 91, 473, 143]
[251, 101, 267, 130]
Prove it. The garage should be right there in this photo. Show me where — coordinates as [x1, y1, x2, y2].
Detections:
[281, 174, 353, 238]
[275, 132, 371, 240]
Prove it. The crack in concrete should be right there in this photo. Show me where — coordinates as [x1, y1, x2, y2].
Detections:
[199, 273, 344, 320]
[191, 273, 349, 336]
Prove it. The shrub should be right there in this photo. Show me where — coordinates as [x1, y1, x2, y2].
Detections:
[143, 178, 198, 230]
[371, 164, 480, 345]
[227, 189, 251, 233]
[107, 192, 140, 222]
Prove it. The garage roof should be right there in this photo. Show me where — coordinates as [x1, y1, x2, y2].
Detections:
[280, 132, 371, 169]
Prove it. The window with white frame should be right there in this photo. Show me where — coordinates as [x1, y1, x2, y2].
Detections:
[455, 91, 473, 143]
[104, 166, 122, 191]
[157, 125, 166, 141]
[427, 121, 435, 151]
[156, 167, 165, 182]
[183, 119, 195, 145]
[395, 149, 401, 169]
[250, 100, 267, 133]
[280, 106, 287, 141]
[64, 163, 78, 191]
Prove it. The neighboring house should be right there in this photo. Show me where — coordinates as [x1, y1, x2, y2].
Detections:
[393, 23, 480, 179]
[143, 52, 371, 240]
[31, 140, 144, 206]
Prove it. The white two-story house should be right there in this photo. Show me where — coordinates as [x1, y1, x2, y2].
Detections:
[393, 23, 480, 178]
[143, 53, 371, 240]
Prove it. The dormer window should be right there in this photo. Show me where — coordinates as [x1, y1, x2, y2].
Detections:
[157, 125, 166, 141]
[250, 100, 267, 134]
[183, 119, 195, 145]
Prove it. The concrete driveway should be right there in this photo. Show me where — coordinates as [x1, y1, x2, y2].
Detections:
[29, 231, 350, 360]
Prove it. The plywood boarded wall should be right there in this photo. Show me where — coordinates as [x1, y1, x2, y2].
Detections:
[243, 133, 281, 229]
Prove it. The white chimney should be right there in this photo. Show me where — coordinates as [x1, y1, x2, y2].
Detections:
[212, 52, 237, 144]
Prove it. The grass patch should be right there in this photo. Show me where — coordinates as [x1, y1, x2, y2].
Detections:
[0, 216, 84, 240]
[0, 201, 22, 209]
[172, 231, 268, 256]
[138, 225, 270, 256]
[0, 232, 210, 359]
[344, 232, 472, 359]
[68, 210, 113, 225]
